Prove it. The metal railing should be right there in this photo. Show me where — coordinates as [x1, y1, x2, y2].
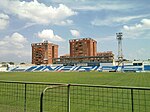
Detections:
[0, 81, 61, 112]
[40, 84, 70, 112]
[0, 81, 150, 112]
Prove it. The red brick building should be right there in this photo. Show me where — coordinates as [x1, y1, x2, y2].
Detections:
[69, 38, 97, 57]
[52, 38, 114, 65]
[97, 51, 114, 62]
[31, 41, 58, 65]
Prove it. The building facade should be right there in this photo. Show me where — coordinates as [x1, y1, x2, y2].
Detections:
[31, 41, 58, 65]
[97, 51, 114, 63]
[52, 38, 114, 65]
[69, 38, 97, 57]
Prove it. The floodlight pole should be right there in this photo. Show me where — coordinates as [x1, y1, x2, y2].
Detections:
[116, 32, 124, 72]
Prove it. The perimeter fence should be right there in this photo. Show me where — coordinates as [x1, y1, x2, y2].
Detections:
[0, 80, 150, 112]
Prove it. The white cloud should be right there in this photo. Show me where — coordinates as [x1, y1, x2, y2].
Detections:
[0, 32, 29, 59]
[142, 19, 150, 26]
[123, 18, 150, 31]
[91, 19, 112, 26]
[52, 0, 132, 11]
[91, 15, 149, 26]
[73, 4, 129, 11]
[37, 29, 65, 41]
[122, 18, 150, 39]
[55, 19, 73, 26]
[0, 13, 9, 30]
[70, 29, 80, 37]
[123, 24, 142, 31]
[23, 22, 37, 29]
[0, 0, 77, 25]
[0, 32, 27, 49]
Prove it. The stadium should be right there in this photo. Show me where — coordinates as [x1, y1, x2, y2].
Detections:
[0, 37, 150, 111]
[1, 37, 150, 73]
[2, 60, 150, 72]
[0, 0, 150, 111]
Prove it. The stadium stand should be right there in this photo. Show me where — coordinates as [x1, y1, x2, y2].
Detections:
[102, 66, 118, 71]
[123, 65, 143, 72]
[10, 67, 19, 71]
[42, 66, 53, 71]
[34, 66, 45, 71]
[144, 65, 150, 71]
[53, 66, 62, 71]
[59, 66, 74, 71]
[25, 66, 37, 72]
[8, 62, 150, 72]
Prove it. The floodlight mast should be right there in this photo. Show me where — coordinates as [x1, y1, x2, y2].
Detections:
[116, 32, 124, 71]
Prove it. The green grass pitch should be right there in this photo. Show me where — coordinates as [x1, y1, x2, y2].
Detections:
[0, 72, 150, 112]
[0, 72, 150, 87]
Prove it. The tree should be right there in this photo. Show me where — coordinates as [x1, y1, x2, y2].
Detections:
[20, 62, 25, 65]
[8, 62, 14, 65]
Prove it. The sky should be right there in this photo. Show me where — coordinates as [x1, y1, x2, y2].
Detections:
[0, 0, 150, 63]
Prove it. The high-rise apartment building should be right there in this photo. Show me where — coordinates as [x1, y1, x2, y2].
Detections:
[31, 41, 58, 65]
[53, 38, 114, 65]
[69, 38, 97, 57]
